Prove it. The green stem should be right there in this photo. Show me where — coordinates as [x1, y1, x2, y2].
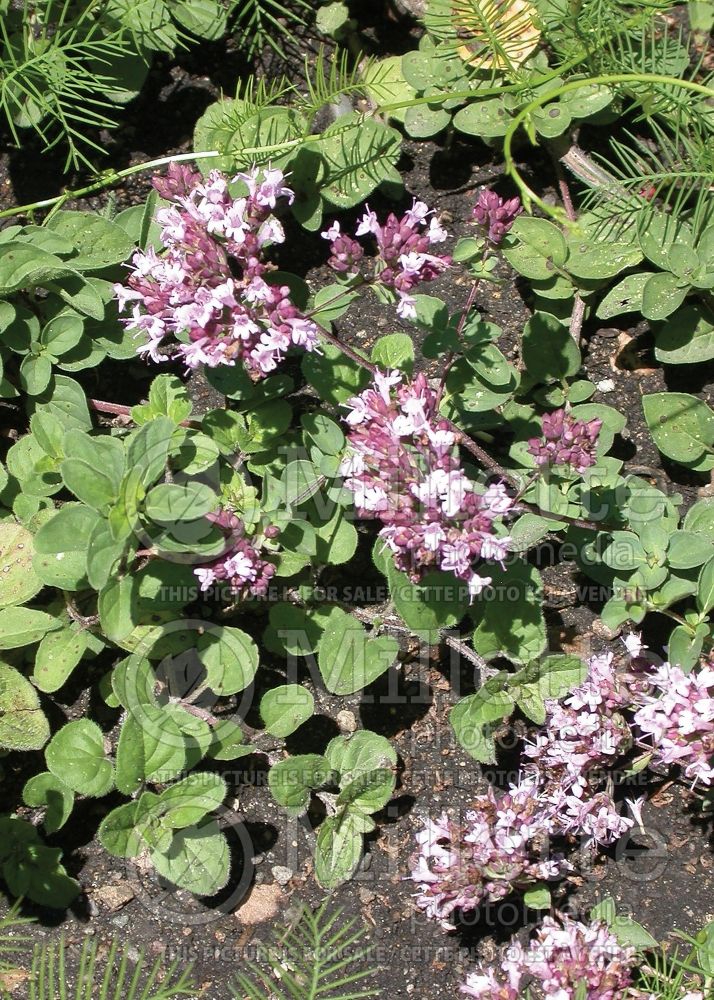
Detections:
[503, 73, 714, 218]
[0, 150, 221, 222]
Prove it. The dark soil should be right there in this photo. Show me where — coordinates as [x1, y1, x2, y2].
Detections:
[1, 10, 713, 1000]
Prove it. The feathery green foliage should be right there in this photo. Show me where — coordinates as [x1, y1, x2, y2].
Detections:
[231, 903, 379, 1000]
[0, 906, 196, 1000]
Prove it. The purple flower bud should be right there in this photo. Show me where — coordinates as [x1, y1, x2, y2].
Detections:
[472, 189, 522, 244]
[527, 408, 602, 473]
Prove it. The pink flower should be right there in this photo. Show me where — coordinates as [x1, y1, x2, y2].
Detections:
[464, 914, 636, 999]
[115, 165, 319, 378]
[632, 661, 714, 786]
[410, 781, 570, 929]
[340, 370, 513, 592]
[192, 510, 277, 599]
[324, 198, 451, 319]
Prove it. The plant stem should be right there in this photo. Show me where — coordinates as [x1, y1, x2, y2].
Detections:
[88, 397, 199, 427]
[0, 150, 221, 222]
[504, 74, 714, 217]
[435, 279, 481, 408]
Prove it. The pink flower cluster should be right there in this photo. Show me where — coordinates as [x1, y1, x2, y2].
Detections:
[633, 660, 714, 786]
[340, 370, 514, 598]
[523, 652, 636, 846]
[461, 914, 636, 999]
[193, 510, 277, 598]
[115, 164, 320, 377]
[528, 408, 603, 473]
[472, 189, 522, 245]
[411, 780, 570, 929]
[322, 198, 450, 319]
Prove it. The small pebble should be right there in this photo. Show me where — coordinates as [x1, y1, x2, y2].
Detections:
[336, 710, 357, 732]
[271, 865, 293, 886]
[596, 378, 615, 393]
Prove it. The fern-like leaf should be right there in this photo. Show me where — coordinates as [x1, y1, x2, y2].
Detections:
[227, 0, 311, 59]
[231, 903, 379, 1000]
[26, 935, 196, 1000]
[0, 0, 136, 171]
[300, 48, 375, 121]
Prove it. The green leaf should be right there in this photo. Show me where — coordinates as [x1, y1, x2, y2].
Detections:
[697, 556, 714, 616]
[503, 217, 568, 280]
[565, 234, 642, 279]
[509, 513, 564, 552]
[319, 113, 401, 209]
[684, 498, 714, 540]
[387, 565, 469, 640]
[450, 677, 514, 763]
[314, 509, 358, 565]
[0, 521, 42, 608]
[667, 530, 714, 570]
[115, 708, 187, 793]
[268, 754, 333, 815]
[523, 885, 552, 910]
[45, 211, 134, 270]
[596, 272, 651, 320]
[325, 730, 397, 783]
[370, 333, 415, 373]
[337, 768, 395, 815]
[404, 103, 450, 138]
[0, 660, 50, 750]
[695, 920, 714, 975]
[643, 392, 714, 468]
[315, 812, 364, 889]
[0, 606, 62, 649]
[0, 244, 74, 294]
[150, 820, 230, 896]
[302, 341, 369, 404]
[608, 915, 658, 950]
[533, 101, 571, 138]
[41, 312, 85, 357]
[19, 354, 52, 395]
[45, 719, 114, 797]
[33, 626, 88, 693]
[34, 503, 100, 590]
[98, 795, 160, 858]
[471, 562, 546, 664]
[30, 375, 92, 430]
[267, 603, 327, 656]
[522, 311, 581, 383]
[260, 685, 315, 737]
[0, 817, 79, 908]
[641, 271, 689, 321]
[172, 0, 227, 38]
[667, 623, 708, 672]
[22, 772, 74, 834]
[157, 773, 227, 829]
[301, 412, 346, 455]
[127, 416, 176, 487]
[199, 626, 259, 696]
[453, 98, 511, 138]
[655, 305, 714, 365]
[317, 610, 399, 695]
[144, 482, 217, 522]
[132, 374, 192, 425]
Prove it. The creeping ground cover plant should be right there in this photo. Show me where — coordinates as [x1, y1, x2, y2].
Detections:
[0, 12, 713, 984]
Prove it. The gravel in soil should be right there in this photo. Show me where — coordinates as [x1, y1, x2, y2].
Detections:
[1, 25, 713, 1000]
